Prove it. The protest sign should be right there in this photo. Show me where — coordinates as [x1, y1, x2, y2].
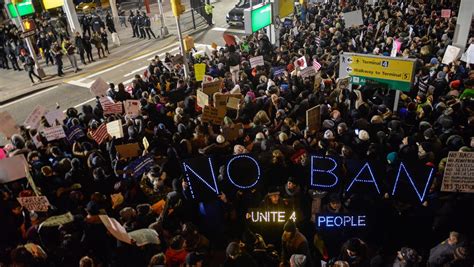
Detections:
[246, 209, 297, 224]
[0, 111, 20, 138]
[45, 109, 65, 126]
[223, 33, 236, 46]
[124, 100, 141, 117]
[41, 212, 74, 227]
[106, 120, 124, 139]
[100, 98, 123, 115]
[222, 123, 243, 141]
[124, 154, 154, 178]
[24, 105, 47, 129]
[194, 63, 206, 82]
[42, 125, 66, 141]
[467, 44, 474, 65]
[17, 196, 50, 212]
[66, 125, 85, 143]
[343, 10, 364, 28]
[32, 132, 43, 148]
[250, 56, 265, 68]
[129, 229, 160, 246]
[227, 97, 241, 110]
[441, 9, 451, 18]
[294, 56, 307, 69]
[202, 79, 222, 96]
[300, 66, 317, 78]
[0, 154, 27, 183]
[441, 152, 474, 193]
[171, 54, 184, 65]
[91, 123, 110, 145]
[99, 215, 132, 244]
[143, 137, 149, 151]
[316, 214, 367, 229]
[90, 77, 109, 97]
[306, 105, 321, 133]
[201, 105, 223, 125]
[196, 89, 209, 108]
[116, 143, 141, 158]
[202, 75, 214, 83]
[442, 45, 461, 65]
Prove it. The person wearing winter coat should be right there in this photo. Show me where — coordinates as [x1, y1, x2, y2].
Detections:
[280, 220, 311, 267]
[428, 232, 462, 267]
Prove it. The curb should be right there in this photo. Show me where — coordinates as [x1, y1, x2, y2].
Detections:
[0, 83, 61, 106]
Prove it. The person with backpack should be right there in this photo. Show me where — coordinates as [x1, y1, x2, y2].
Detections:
[20, 50, 42, 84]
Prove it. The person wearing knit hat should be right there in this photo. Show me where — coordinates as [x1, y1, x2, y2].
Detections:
[358, 130, 370, 141]
[281, 220, 311, 266]
[323, 129, 335, 140]
[428, 231, 461, 267]
[216, 135, 226, 144]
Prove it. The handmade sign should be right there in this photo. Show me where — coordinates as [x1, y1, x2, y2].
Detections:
[90, 77, 109, 97]
[441, 9, 451, 18]
[246, 209, 296, 223]
[0, 155, 27, 183]
[343, 10, 364, 28]
[99, 215, 132, 244]
[42, 125, 66, 141]
[100, 97, 123, 115]
[24, 105, 47, 129]
[66, 125, 85, 143]
[129, 229, 160, 246]
[45, 109, 66, 126]
[17, 196, 50, 212]
[106, 120, 124, 139]
[442, 45, 461, 65]
[300, 66, 317, 78]
[197, 89, 209, 108]
[41, 212, 74, 227]
[227, 97, 241, 110]
[202, 79, 222, 95]
[124, 100, 141, 117]
[0, 111, 20, 138]
[194, 63, 206, 82]
[222, 123, 243, 141]
[441, 152, 474, 193]
[116, 143, 141, 158]
[306, 105, 321, 133]
[294, 56, 307, 69]
[250, 56, 265, 68]
[201, 105, 224, 125]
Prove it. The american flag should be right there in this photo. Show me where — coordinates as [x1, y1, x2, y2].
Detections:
[100, 97, 123, 115]
[315, 37, 321, 47]
[91, 123, 110, 145]
[313, 59, 322, 72]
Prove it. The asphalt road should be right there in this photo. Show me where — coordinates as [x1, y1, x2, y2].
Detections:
[0, 0, 246, 145]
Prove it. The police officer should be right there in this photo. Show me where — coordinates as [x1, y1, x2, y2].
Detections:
[142, 12, 156, 39]
[204, 2, 214, 26]
[132, 11, 140, 38]
[137, 12, 146, 39]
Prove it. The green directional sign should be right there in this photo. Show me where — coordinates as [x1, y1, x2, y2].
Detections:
[244, 3, 273, 34]
[7, 0, 35, 18]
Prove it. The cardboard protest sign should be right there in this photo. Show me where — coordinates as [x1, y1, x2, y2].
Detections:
[0, 154, 27, 184]
[116, 143, 141, 158]
[294, 56, 307, 69]
[129, 229, 160, 246]
[250, 56, 265, 68]
[45, 109, 66, 126]
[90, 77, 109, 97]
[441, 152, 474, 193]
[17, 196, 50, 212]
[222, 123, 243, 141]
[442, 45, 461, 65]
[202, 79, 222, 96]
[99, 215, 132, 244]
[343, 10, 364, 28]
[41, 212, 74, 227]
[124, 100, 141, 117]
[0, 111, 20, 138]
[227, 96, 241, 110]
[106, 120, 124, 139]
[194, 63, 206, 82]
[306, 105, 321, 133]
[201, 105, 224, 125]
[197, 89, 209, 108]
[441, 9, 451, 18]
[24, 105, 47, 129]
[142, 137, 149, 151]
[32, 132, 43, 148]
[42, 125, 66, 141]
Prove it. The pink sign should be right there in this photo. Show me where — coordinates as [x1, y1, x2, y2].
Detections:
[441, 9, 451, 18]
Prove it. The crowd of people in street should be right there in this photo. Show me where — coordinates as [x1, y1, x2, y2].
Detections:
[1, 0, 474, 266]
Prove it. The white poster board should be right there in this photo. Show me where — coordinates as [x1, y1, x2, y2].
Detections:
[441, 152, 474, 193]
[343, 10, 364, 28]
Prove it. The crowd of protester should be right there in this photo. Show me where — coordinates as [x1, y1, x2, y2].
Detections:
[1, 0, 474, 266]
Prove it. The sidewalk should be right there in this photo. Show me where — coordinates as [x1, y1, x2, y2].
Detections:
[0, 2, 209, 105]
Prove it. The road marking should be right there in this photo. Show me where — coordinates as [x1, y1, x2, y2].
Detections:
[1, 86, 59, 108]
[67, 79, 95, 88]
[63, 97, 96, 112]
[211, 27, 245, 34]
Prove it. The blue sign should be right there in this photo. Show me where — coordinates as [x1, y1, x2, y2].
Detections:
[316, 214, 367, 229]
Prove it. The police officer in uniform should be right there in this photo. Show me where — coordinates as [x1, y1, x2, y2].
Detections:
[129, 11, 138, 38]
[137, 12, 146, 39]
[142, 12, 156, 39]
[204, 2, 214, 26]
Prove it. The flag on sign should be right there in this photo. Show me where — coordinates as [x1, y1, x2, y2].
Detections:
[124, 154, 154, 179]
[315, 37, 321, 47]
[313, 59, 322, 72]
[294, 56, 307, 69]
[273, 67, 286, 78]
[100, 97, 123, 115]
[91, 123, 110, 145]
[66, 125, 85, 144]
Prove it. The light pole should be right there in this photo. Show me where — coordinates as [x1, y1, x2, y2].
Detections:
[158, 0, 169, 37]
[171, 0, 189, 79]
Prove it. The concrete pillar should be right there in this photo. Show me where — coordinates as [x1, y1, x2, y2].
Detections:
[62, 0, 82, 34]
[453, 0, 474, 50]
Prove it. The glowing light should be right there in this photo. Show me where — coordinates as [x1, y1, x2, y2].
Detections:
[226, 155, 261, 189]
[310, 156, 339, 188]
[346, 162, 381, 194]
[391, 162, 434, 202]
[182, 158, 219, 199]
